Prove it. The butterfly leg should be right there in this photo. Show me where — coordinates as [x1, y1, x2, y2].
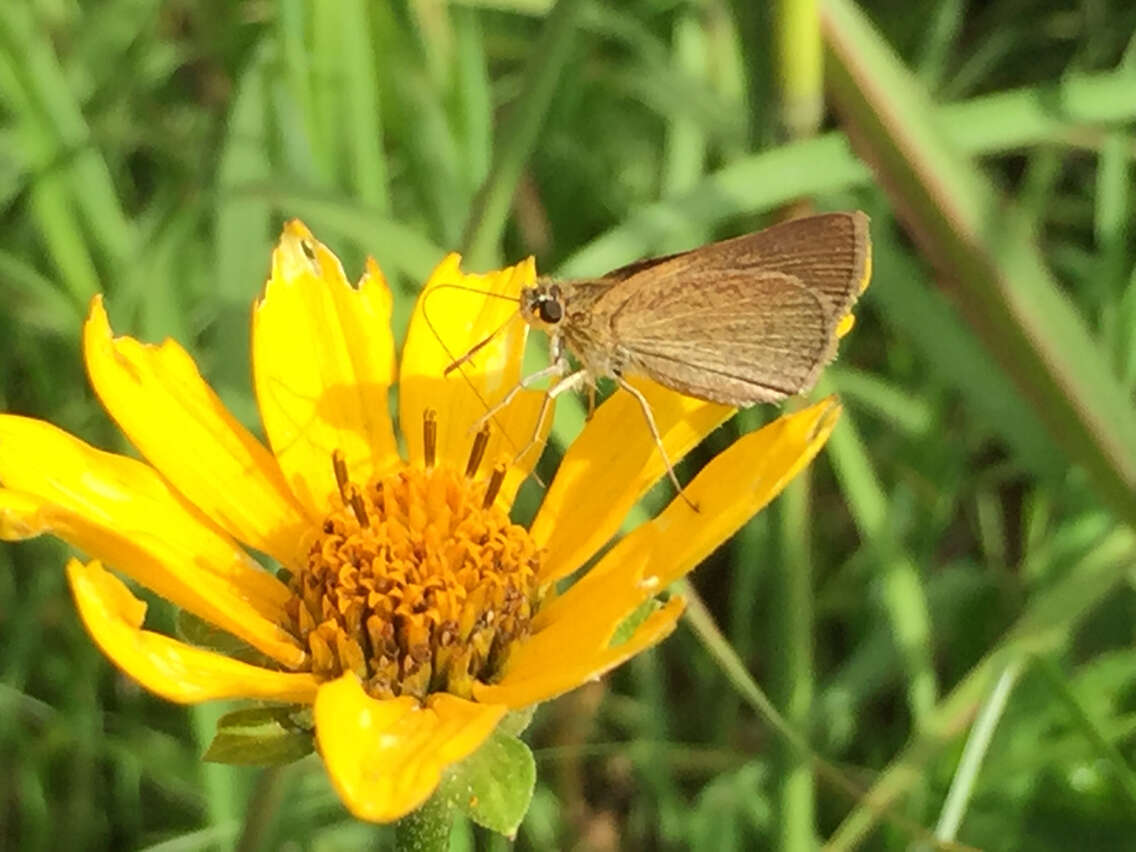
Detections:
[615, 376, 698, 512]
[584, 382, 597, 422]
[471, 361, 565, 435]
[511, 366, 588, 468]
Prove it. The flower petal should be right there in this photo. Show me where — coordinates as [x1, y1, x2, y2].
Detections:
[531, 378, 733, 585]
[486, 542, 657, 681]
[537, 397, 841, 633]
[836, 313, 856, 338]
[639, 396, 840, 587]
[399, 254, 548, 504]
[83, 295, 311, 565]
[68, 559, 319, 704]
[0, 489, 43, 538]
[0, 415, 305, 668]
[315, 674, 507, 822]
[473, 597, 684, 709]
[253, 222, 400, 518]
[481, 388, 838, 709]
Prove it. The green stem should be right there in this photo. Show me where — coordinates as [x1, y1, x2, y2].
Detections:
[773, 473, 817, 851]
[678, 578, 810, 753]
[679, 580, 938, 844]
[191, 702, 243, 833]
[776, 0, 823, 138]
[461, 0, 586, 270]
[932, 657, 1023, 844]
[728, 0, 774, 145]
[820, 391, 937, 730]
[236, 766, 289, 852]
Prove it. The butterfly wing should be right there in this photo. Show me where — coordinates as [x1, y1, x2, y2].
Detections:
[612, 269, 832, 404]
[599, 212, 869, 316]
[602, 212, 869, 405]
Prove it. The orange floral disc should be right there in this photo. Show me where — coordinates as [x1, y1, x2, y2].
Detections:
[290, 427, 544, 700]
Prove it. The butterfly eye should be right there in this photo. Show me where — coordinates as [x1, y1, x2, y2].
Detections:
[537, 298, 563, 324]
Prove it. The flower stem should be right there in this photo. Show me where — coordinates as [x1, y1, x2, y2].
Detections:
[772, 473, 817, 851]
[236, 766, 289, 852]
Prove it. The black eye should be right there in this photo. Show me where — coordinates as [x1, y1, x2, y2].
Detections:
[538, 298, 563, 324]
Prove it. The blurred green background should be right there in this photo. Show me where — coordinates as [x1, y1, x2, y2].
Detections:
[2, 0, 1135, 849]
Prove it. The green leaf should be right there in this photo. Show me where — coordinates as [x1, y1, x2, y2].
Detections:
[394, 791, 455, 852]
[497, 704, 537, 738]
[610, 597, 662, 647]
[174, 609, 273, 668]
[438, 729, 536, 838]
[202, 705, 314, 767]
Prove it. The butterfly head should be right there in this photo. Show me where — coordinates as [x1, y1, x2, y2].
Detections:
[520, 280, 565, 329]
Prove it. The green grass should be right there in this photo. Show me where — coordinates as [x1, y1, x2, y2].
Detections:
[2, 0, 1135, 849]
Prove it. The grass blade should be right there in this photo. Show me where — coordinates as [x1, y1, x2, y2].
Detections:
[461, 0, 586, 269]
[821, 0, 1136, 527]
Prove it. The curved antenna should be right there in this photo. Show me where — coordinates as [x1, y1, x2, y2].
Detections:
[421, 283, 524, 373]
[443, 315, 516, 375]
[426, 282, 523, 304]
[420, 284, 521, 377]
[420, 283, 548, 491]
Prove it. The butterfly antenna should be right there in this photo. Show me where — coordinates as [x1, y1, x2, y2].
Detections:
[421, 286, 548, 491]
[443, 320, 511, 375]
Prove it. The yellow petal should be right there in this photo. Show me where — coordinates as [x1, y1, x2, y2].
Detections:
[499, 540, 657, 674]
[399, 254, 548, 505]
[68, 559, 319, 704]
[539, 397, 841, 632]
[253, 222, 400, 518]
[531, 378, 733, 585]
[0, 489, 43, 538]
[0, 415, 305, 668]
[83, 295, 312, 565]
[642, 396, 840, 588]
[315, 674, 507, 823]
[836, 313, 856, 338]
[473, 596, 684, 708]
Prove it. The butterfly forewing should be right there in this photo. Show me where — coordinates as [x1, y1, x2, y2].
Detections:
[611, 270, 831, 404]
[597, 211, 869, 320]
[716, 211, 870, 316]
[590, 212, 869, 405]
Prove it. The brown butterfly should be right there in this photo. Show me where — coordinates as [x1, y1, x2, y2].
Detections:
[450, 212, 871, 507]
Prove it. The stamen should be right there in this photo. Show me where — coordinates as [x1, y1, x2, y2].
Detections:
[348, 485, 369, 527]
[483, 463, 506, 509]
[465, 424, 491, 479]
[423, 409, 438, 470]
[331, 450, 350, 502]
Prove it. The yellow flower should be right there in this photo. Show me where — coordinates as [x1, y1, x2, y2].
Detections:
[0, 221, 841, 823]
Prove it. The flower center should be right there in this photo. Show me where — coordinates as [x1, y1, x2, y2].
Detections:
[284, 410, 545, 700]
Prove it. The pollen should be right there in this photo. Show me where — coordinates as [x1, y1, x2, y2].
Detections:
[283, 410, 545, 701]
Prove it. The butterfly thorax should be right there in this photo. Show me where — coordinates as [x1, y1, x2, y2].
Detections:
[520, 278, 625, 377]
